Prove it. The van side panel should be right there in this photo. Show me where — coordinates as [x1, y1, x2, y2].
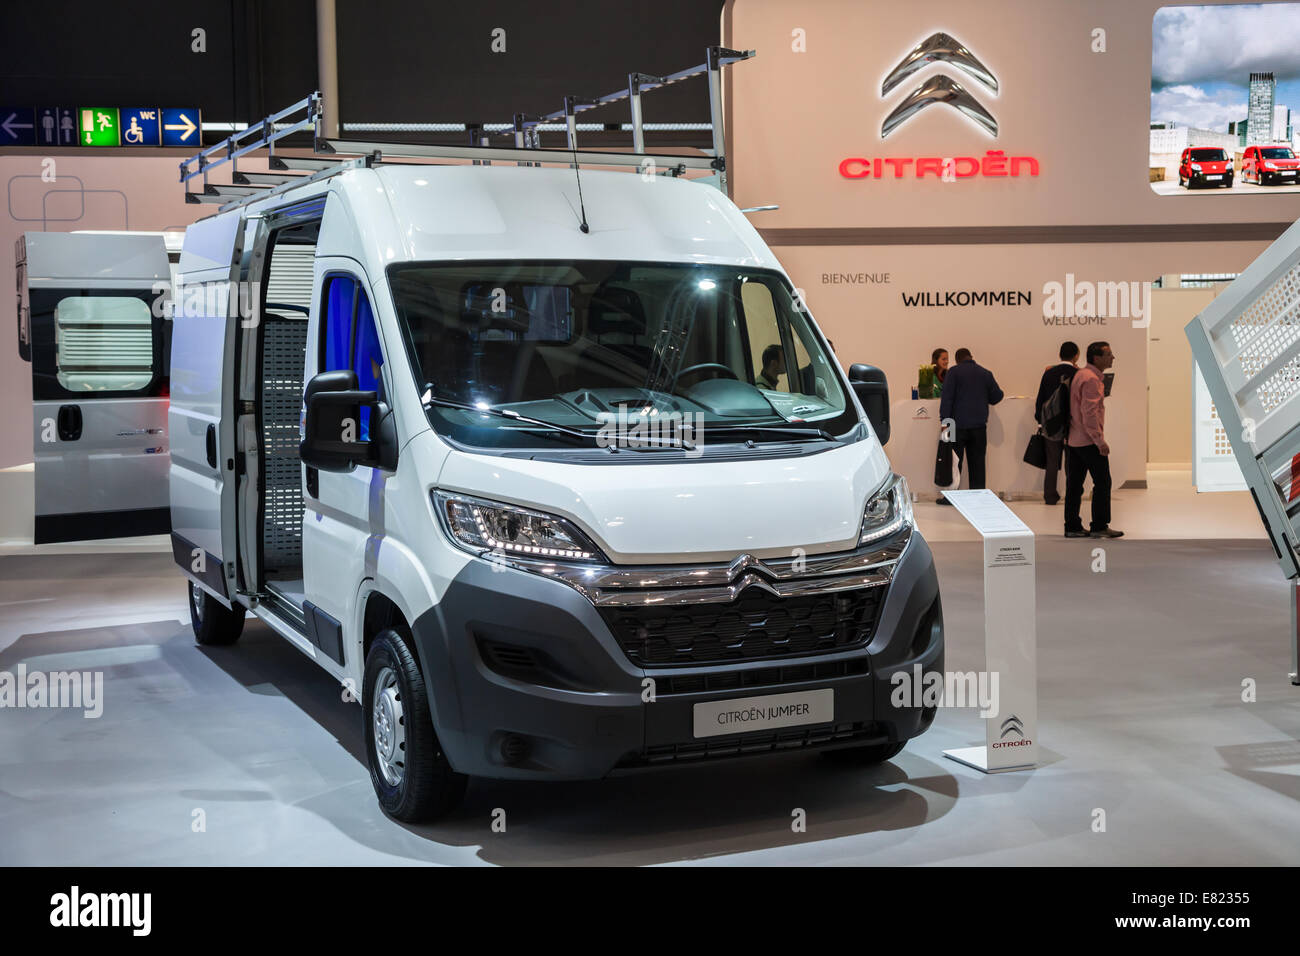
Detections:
[25, 232, 173, 543]
[302, 255, 395, 678]
[169, 214, 242, 602]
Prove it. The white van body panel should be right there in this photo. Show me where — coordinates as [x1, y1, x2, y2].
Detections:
[300, 252, 452, 687]
[320, 165, 782, 273]
[170, 214, 245, 599]
[434, 438, 889, 565]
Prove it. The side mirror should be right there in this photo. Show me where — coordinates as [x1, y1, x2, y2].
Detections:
[848, 363, 890, 445]
[300, 369, 381, 473]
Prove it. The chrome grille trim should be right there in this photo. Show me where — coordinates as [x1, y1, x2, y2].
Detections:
[502, 530, 909, 606]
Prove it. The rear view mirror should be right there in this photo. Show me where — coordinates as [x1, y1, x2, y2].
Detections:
[300, 369, 379, 473]
[848, 363, 890, 445]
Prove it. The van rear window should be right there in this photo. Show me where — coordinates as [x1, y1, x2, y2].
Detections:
[54, 296, 155, 392]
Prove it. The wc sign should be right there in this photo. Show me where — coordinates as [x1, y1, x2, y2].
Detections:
[121, 109, 161, 146]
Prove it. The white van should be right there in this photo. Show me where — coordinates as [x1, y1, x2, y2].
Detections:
[17, 231, 178, 543]
[170, 153, 944, 821]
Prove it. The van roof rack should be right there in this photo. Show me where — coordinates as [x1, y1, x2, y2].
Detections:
[180, 46, 755, 212]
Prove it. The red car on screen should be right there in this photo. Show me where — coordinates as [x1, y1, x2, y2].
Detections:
[1178, 147, 1234, 188]
[1243, 145, 1300, 185]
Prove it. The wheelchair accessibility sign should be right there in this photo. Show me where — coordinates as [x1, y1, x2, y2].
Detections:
[121, 109, 161, 146]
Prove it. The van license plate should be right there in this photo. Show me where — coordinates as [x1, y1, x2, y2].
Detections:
[1283, 171, 1296, 176]
[1206, 174, 1222, 180]
[693, 689, 834, 738]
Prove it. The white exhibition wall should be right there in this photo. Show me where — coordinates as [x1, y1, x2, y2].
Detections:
[723, 0, 1300, 231]
[781, 241, 1266, 490]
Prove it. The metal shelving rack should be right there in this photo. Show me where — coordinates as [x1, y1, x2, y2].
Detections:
[180, 47, 755, 211]
[1186, 216, 1300, 683]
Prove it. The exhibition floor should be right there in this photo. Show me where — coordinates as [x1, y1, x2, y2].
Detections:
[1, 534, 1295, 866]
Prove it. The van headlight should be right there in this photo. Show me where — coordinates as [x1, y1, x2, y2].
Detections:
[433, 491, 607, 564]
[859, 474, 913, 545]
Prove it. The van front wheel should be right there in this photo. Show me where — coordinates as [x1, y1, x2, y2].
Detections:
[188, 582, 245, 646]
[363, 627, 467, 823]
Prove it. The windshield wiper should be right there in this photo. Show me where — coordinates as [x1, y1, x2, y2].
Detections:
[422, 394, 597, 443]
[701, 424, 837, 443]
[422, 393, 693, 449]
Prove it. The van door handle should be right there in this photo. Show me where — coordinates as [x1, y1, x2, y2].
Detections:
[56, 405, 83, 441]
[206, 424, 218, 468]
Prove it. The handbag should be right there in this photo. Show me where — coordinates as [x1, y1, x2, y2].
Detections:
[934, 438, 953, 486]
[1023, 429, 1048, 470]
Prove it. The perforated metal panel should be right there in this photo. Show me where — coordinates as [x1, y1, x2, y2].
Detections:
[1187, 218, 1300, 579]
[1227, 260, 1300, 417]
[261, 315, 308, 574]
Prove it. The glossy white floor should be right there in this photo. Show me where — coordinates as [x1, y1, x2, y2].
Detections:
[916, 466, 1269, 543]
[1, 464, 1296, 866]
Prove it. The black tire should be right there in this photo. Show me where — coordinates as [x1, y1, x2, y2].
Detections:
[822, 739, 906, 765]
[1178, 174, 1186, 187]
[363, 627, 467, 823]
[1223, 177, 1234, 188]
[188, 581, 245, 646]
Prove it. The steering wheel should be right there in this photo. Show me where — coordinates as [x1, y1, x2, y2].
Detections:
[675, 362, 739, 384]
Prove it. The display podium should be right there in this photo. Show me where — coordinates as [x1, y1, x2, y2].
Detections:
[940, 489, 1039, 773]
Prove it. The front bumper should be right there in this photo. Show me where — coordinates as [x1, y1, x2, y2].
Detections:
[410, 532, 943, 780]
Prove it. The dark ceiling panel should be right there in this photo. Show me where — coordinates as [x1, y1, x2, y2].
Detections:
[0, 0, 240, 117]
[0, 0, 724, 142]
[335, 0, 726, 127]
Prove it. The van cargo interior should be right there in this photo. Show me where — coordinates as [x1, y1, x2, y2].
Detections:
[257, 227, 317, 611]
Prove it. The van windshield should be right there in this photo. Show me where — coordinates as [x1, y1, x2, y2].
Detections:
[388, 260, 856, 449]
[1261, 147, 1295, 159]
[1190, 148, 1227, 161]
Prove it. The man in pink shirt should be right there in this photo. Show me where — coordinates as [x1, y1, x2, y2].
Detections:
[1064, 341, 1122, 539]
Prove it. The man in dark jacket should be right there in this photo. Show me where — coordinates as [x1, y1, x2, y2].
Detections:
[1034, 341, 1080, 505]
[938, 348, 1004, 495]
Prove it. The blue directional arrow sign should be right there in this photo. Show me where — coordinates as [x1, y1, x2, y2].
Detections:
[0, 108, 36, 146]
[160, 108, 201, 146]
[120, 108, 162, 146]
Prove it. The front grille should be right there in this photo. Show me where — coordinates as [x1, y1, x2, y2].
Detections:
[655, 658, 868, 695]
[621, 721, 885, 766]
[599, 585, 884, 667]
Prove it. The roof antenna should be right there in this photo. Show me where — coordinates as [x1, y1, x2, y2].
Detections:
[572, 144, 590, 234]
[564, 95, 590, 233]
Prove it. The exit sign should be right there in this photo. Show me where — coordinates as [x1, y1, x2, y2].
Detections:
[78, 108, 120, 146]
